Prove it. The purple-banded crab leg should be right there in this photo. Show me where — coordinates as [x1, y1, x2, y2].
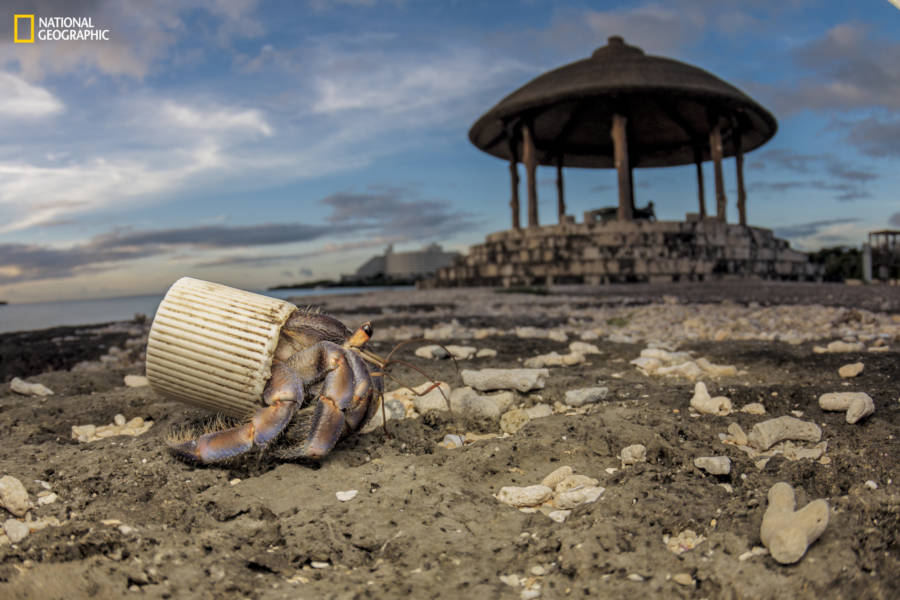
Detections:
[168, 362, 304, 462]
[277, 342, 374, 460]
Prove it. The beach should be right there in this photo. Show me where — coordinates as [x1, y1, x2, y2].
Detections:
[0, 281, 898, 598]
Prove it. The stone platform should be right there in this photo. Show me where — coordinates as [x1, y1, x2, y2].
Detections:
[428, 219, 820, 287]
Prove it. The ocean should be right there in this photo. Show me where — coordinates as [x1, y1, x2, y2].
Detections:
[0, 286, 411, 334]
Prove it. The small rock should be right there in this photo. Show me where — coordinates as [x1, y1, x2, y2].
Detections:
[553, 486, 604, 509]
[335, 490, 358, 502]
[524, 351, 584, 368]
[761, 482, 829, 564]
[414, 344, 446, 359]
[445, 345, 477, 360]
[627, 574, 645, 582]
[540, 466, 573, 489]
[461, 368, 549, 393]
[864, 480, 878, 490]
[3, 519, 29, 543]
[123, 375, 150, 387]
[838, 362, 864, 378]
[0, 476, 32, 517]
[36, 493, 58, 506]
[113, 414, 126, 426]
[475, 348, 498, 359]
[548, 330, 568, 342]
[500, 409, 531, 434]
[748, 416, 821, 451]
[672, 573, 694, 587]
[525, 404, 553, 419]
[690, 382, 732, 415]
[825, 340, 865, 353]
[310, 561, 330, 569]
[740, 402, 766, 415]
[564, 387, 608, 407]
[547, 510, 571, 523]
[495, 485, 553, 508]
[118, 524, 135, 535]
[499, 574, 520, 587]
[694, 456, 732, 475]
[410, 382, 452, 414]
[664, 529, 706, 554]
[555, 474, 600, 492]
[569, 341, 601, 355]
[229, 478, 241, 486]
[521, 588, 542, 600]
[9, 377, 54, 397]
[621, 444, 647, 466]
[451, 387, 504, 418]
[726, 423, 749, 446]
[530, 565, 546, 576]
[696, 357, 737, 377]
[658, 361, 703, 380]
[818, 392, 875, 424]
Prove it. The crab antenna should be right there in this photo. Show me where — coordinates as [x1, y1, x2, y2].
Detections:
[380, 358, 452, 413]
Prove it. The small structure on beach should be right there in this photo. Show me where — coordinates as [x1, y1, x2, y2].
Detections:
[864, 230, 900, 283]
[346, 243, 459, 284]
[431, 37, 817, 287]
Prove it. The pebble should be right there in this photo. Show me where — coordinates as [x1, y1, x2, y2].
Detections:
[123, 375, 150, 387]
[740, 402, 766, 415]
[335, 490, 358, 502]
[569, 341, 601, 355]
[475, 348, 498, 358]
[620, 444, 647, 466]
[499, 574, 520, 587]
[415, 345, 447, 359]
[445, 345, 477, 360]
[547, 510, 571, 523]
[672, 573, 694, 586]
[500, 409, 531, 434]
[530, 565, 547, 576]
[747, 416, 821, 451]
[553, 486, 605, 509]
[540, 466, 573, 489]
[450, 387, 512, 419]
[495, 485, 554, 507]
[761, 482, 829, 564]
[818, 392, 875, 424]
[564, 387, 609, 407]
[627, 573, 645, 582]
[0, 475, 32, 516]
[838, 362, 864, 378]
[9, 377, 54, 397]
[3, 518, 29, 543]
[36, 492, 58, 506]
[409, 382, 453, 414]
[694, 456, 732, 475]
[664, 529, 706, 554]
[525, 404, 553, 419]
[521, 588, 542, 600]
[726, 423, 749, 446]
[114, 414, 126, 426]
[690, 382, 733, 416]
[461, 368, 549, 393]
[72, 416, 154, 442]
[555, 474, 600, 492]
[864, 480, 878, 490]
[813, 340, 865, 353]
[524, 351, 584, 368]
[310, 561, 330, 569]
[695, 357, 738, 377]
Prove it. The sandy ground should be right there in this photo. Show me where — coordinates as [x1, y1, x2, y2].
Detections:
[0, 282, 898, 599]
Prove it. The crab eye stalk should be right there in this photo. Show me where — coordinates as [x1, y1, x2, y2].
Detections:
[362, 322, 373, 337]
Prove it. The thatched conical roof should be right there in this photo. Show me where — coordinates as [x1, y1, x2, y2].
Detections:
[469, 36, 777, 168]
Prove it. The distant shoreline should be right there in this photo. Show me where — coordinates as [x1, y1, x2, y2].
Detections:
[268, 278, 419, 290]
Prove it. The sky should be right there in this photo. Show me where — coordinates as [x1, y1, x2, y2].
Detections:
[0, 0, 899, 303]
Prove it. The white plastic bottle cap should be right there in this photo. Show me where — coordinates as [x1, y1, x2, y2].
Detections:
[145, 277, 297, 418]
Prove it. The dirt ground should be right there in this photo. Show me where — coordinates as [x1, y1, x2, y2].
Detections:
[0, 282, 897, 599]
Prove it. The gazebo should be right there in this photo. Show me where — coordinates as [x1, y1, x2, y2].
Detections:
[468, 36, 777, 227]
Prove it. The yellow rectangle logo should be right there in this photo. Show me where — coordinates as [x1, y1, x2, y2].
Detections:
[14, 14, 35, 43]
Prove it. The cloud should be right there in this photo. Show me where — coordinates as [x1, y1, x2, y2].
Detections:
[843, 116, 900, 158]
[0, 72, 64, 118]
[322, 186, 476, 240]
[772, 218, 860, 240]
[747, 149, 875, 201]
[890, 212, 900, 228]
[94, 223, 332, 249]
[751, 22, 900, 115]
[581, 3, 706, 56]
[0, 241, 150, 284]
[159, 101, 272, 137]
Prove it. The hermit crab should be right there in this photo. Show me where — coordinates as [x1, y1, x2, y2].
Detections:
[146, 277, 445, 464]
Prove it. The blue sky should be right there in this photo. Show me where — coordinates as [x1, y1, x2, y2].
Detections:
[1, 0, 899, 302]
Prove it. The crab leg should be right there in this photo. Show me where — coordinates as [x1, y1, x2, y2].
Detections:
[168, 363, 303, 462]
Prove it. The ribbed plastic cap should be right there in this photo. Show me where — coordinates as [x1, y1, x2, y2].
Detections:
[146, 277, 297, 418]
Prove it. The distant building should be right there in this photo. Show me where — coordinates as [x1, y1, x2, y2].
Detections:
[346, 243, 460, 283]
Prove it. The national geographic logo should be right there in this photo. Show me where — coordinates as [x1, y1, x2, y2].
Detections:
[13, 15, 110, 43]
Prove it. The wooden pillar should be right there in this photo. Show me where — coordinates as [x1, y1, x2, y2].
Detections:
[735, 132, 747, 226]
[508, 156, 520, 230]
[611, 113, 633, 221]
[522, 124, 539, 228]
[556, 154, 565, 223]
[709, 123, 726, 222]
[693, 146, 706, 219]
